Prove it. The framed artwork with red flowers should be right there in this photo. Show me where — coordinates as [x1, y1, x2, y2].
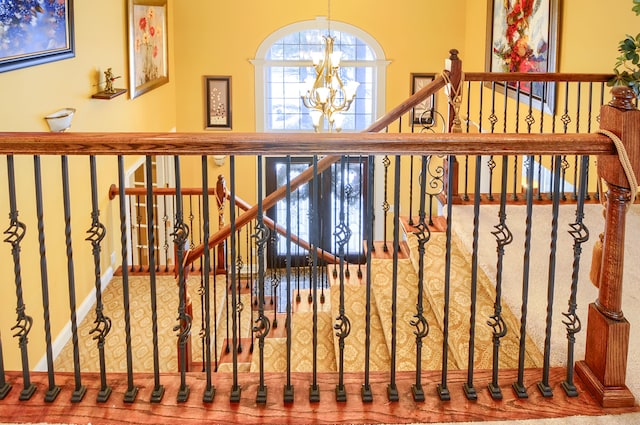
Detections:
[128, 0, 168, 99]
[204, 76, 232, 130]
[0, 0, 75, 73]
[486, 0, 559, 114]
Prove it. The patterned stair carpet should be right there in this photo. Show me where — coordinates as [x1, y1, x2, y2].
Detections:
[54, 230, 542, 376]
[405, 231, 543, 370]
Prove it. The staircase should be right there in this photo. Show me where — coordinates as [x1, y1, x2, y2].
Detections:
[210, 218, 543, 375]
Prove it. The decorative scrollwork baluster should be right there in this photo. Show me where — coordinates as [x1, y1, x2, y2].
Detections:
[562, 155, 590, 397]
[4, 155, 35, 401]
[87, 155, 112, 403]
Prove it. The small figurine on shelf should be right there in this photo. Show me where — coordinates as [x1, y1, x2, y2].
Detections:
[103, 68, 120, 93]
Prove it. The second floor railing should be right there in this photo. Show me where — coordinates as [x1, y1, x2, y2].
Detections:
[0, 50, 637, 422]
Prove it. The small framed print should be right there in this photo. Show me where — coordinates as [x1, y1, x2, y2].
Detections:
[411, 73, 436, 125]
[204, 76, 232, 130]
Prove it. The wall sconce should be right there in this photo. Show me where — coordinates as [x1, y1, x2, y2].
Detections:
[44, 108, 76, 132]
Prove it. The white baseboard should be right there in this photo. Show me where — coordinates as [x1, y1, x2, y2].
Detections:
[34, 265, 115, 372]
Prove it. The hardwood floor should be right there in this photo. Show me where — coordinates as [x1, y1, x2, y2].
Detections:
[0, 368, 637, 424]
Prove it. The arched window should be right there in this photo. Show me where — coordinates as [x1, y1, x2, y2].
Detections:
[253, 18, 388, 132]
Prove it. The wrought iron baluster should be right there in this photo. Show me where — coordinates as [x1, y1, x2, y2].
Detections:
[172, 156, 191, 403]
[411, 155, 431, 402]
[464, 154, 483, 401]
[386, 155, 401, 402]
[538, 155, 563, 397]
[585, 82, 594, 201]
[60, 155, 86, 403]
[487, 82, 498, 201]
[437, 154, 455, 402]
[382, 155, 391, 251]
[357, 156, 364, 279]
[135, 194, 143, 271]
[86, 156, 112, 403]
[253, 155, 270, 404]
[362, 154, 374, 403]
[513, 155, 535, 399]
[226, 156, 241, 403]
[488, 155, 513, 400]
[162, 190, 170, 272]
[334, 156, 352, 402]
[201, 156, 215, 403]
[236, 210, 244, 354]
[408, 155, 415, 225]
[33, 155, 59, 402]
[189, 195, 196, 271]
[118, 156, 138, 403]
[512, 82, 519, 201]
[296, 188, 301, 302]
[284, 155, 294, 403]
[462, 80, 472, 202]
[309, 156, 321, 403]
[562, 155, 590, 397]
[144, 156, 164, 403]
[4, 155, 36, 401]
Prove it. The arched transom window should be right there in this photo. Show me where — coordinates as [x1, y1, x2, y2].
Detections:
[253, 18, 388, 132]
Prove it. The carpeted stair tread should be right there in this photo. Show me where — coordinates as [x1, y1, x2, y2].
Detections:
[290, 311, 337, 372]
[370, 258, 457, 371]
[249, 337, 288, 373]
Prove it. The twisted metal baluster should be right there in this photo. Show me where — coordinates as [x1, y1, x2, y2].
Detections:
[381, 155, 391, 251]
[513, 154, 535, 399]
[361, 154, 375, 403]
[86, 155, 112, 403]
[562, 155, 590, 397]
[253, 155, 270, 404]
[487, 155, 513, 400]
[284, 155, 294, 403]
[411, 155, 431, 402]
[172, 156, 191, 403]
[4, 155, 35, 401]
[464, 154, 483, 401]
[309, 156, 321, 403]
[117, 156, 138, 403]
[486, 82, 499, 201]
[228, 156, 241, 403]
[437, 154, 455, 401]
[144, 156, 164, 403]
[236, 218, 244, 354]
[33, 155, 58, 402]
[334, 156, 352, 402]
[162, 190, 170, 272]
[201, 156, 215, 403]
[61, 155, 86, 403]
[538, 155, 563, 397]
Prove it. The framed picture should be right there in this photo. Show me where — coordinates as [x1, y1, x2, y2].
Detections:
[411, 73, 436, 126]
[128, 0, 168, 99]
[485, 0, 558, 114]
[204, 76, 232, 130]
[0, 0, 75, 73]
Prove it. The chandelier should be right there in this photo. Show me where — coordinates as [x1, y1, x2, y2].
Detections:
[301, 5, 359, 132]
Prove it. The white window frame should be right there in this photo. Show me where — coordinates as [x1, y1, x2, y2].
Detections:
[252, 17, 389, 132]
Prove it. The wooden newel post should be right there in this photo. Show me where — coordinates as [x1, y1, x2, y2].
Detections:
[445, 48, 461, 202]
[575, 86, 640, 407]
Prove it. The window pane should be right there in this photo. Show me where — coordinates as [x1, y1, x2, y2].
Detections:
[265, 29, 377, 131]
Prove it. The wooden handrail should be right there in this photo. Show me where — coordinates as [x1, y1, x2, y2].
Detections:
[464, 72, 614, 83]
[107, 183, 340, 265]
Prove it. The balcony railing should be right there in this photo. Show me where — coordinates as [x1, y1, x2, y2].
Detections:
[0, 51, 638, 424]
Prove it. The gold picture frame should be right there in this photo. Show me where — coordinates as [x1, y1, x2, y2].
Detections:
[128, 0, 169, 99]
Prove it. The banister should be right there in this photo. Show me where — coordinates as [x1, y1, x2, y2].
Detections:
[464, 72, 614, 83]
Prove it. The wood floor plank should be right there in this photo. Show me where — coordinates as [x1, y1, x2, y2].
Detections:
[0, 368, 637, 425]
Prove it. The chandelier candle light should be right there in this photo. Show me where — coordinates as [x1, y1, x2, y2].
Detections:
[301, 2, 359, 132]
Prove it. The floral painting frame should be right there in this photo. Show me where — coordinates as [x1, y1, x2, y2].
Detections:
[486, 0, 558, 114]
[204, 76, 232, 130]
[0, 0, 75, 73]
[128, 0, 168, 99]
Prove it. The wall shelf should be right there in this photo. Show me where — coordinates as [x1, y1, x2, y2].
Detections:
[92, 88, 127, 100]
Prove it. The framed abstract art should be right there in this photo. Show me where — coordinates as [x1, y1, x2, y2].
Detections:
[486, 0, 559, 114]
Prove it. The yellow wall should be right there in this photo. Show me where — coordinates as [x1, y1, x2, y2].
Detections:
[0, 1, 177, 370]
